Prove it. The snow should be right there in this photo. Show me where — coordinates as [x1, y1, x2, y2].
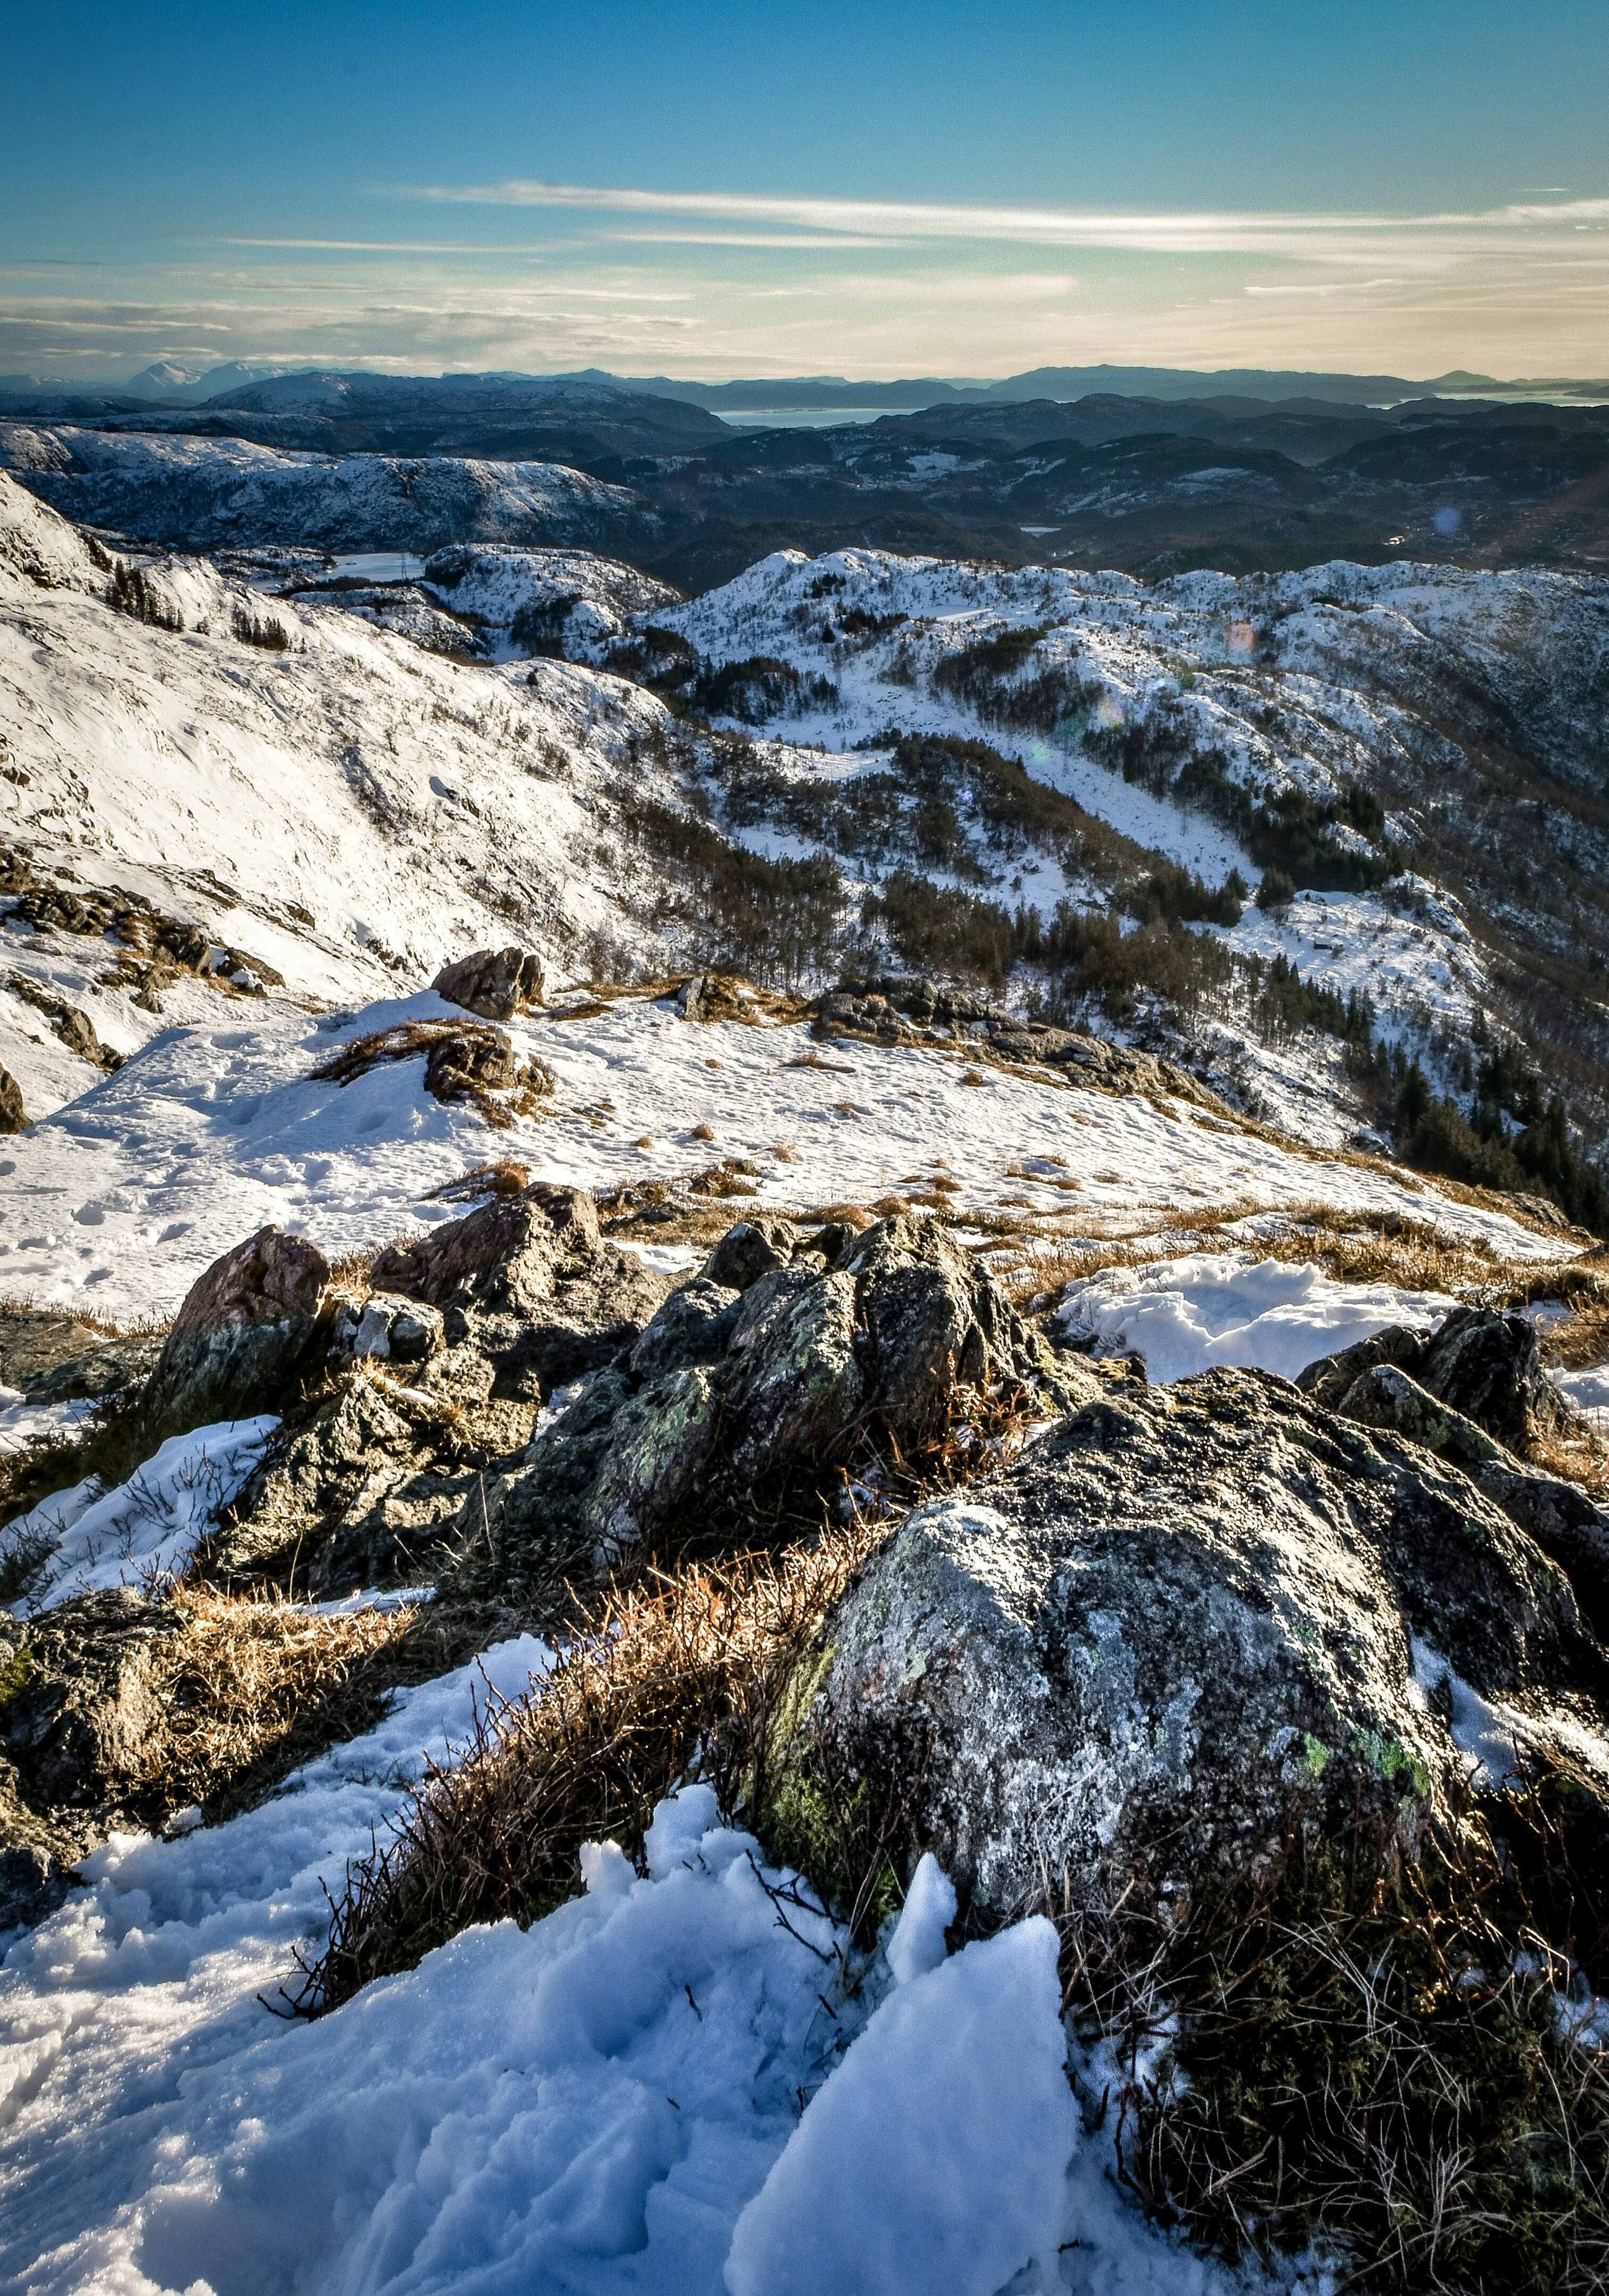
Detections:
[0, 986, 1564, 1332]
[2, 1738, 1266, 2296]
[1058, 1250, 1457, 1385]
[645, 544, 1607, 1080]
[1410, 1638, 1522, 1787]
[1552, 1364, 1609, 1419]
[0, 428, 641, 556]
[310, 1584, 436, 1618]
[407, 544, 679, 664]
[5, 1416, 277, 1614]
[0, 1633, 556, 2289]
[886, 1851, 956, 1987]
[725, 1916, 1078, 2296]
[0, 470, 686, 1102]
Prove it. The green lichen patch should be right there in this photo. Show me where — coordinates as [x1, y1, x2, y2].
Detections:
[0, 1640, 30, 1712]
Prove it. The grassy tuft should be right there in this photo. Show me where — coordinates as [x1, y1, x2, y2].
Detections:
[1059, 1806, 1609, 2293]
[291, 1523, 880, 2015]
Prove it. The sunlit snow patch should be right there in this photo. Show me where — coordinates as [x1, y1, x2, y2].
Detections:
[5, 1415, 276, 1614]
[1059, 1250, 1455, 1385]
[727, 1912, 1076, 2296]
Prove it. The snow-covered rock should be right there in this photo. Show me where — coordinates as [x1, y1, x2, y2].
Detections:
[0, 425, 651, 556]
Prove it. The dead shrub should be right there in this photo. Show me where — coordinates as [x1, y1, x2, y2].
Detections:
[426, 1161, 532, 1203]
[1056, 1805, 1609, 2294]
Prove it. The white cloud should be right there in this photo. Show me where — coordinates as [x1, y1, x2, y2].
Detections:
[5, 183, 1607, 384]
[406, 178, 1609, 264]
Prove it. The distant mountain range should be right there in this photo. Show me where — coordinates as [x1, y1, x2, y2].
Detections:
[1, 359, 1606, 416]
[562, 363, 1609, 411]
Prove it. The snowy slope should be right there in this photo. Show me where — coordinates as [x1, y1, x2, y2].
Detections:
[655, 547, 1608, 811]
[0, 1723, 1267, 2296]
[0, 982, 1563, 1331]
[647, 546, 1609, 1115]
[286, 545, 683, 668]
[0, 426, 653, 556]
[417, 543, 681, 660]
[0, 474, 693, 1115]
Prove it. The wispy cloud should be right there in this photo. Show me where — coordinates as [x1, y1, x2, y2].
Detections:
[9, 184, 1607, 385]
[404, 179, 1609, 261]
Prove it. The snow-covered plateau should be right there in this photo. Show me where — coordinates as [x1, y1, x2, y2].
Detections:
[1, 460, 1607, 2296]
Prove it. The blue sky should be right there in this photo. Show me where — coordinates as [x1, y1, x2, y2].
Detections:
[5, 1, 1606, 383]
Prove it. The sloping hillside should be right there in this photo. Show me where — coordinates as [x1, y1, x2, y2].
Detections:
[0, 472, 687, 1115]
[0, 426, 656, 556]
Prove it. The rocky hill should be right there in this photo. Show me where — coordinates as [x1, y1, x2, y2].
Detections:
[4, 470, 1609, 2294]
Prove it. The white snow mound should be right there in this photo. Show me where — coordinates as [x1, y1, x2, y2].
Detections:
[726, 1913, 1077, 2296]
[1059, 1250, 1456, 1384]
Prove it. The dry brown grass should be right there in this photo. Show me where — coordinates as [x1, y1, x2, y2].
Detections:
[127, 1585, 424, 1816]
[1056, 1809, 1609, 2295]
[0, 1294, 170, 1341]
[1002, 1197, 1599, 1317]
[323, 1241, 389, 1308]
[690, 1120, 716, 1141]
[803, 1201, 876, 1230]
[291, 1523, 881, 2014]
[311, 1018, 478, 1088]
[425, 1161, 531, 1203]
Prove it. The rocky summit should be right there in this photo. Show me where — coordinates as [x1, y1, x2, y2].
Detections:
[3, 143, 1609, 2282]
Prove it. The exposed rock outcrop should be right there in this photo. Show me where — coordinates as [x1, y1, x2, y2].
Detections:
[327, 1291, 446, 1368]
[0, 1588, 179, 1925]
[0, 1065, 25, 1132]
[1301, 1342, 1609, 1639]
[766, 1365, 1609, 1925]
[0, 1307, 159, 1403]
[432, 944, 544, 1022]
[1298, 1304, 1566, 1447]
[481, 1211, 1094, 1579]
[816, 973, 1225, 1107]
[139, 1224, 332, 1445]
[370, 1182, 665, 1400]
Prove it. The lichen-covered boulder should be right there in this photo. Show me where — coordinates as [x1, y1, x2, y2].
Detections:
[432, 944, 544, 1022]
[481, 1211, 1094, 1577]
[1, 1590, 168, 1927]
[703, 1216, 797, 1292]
[1316, 1358, 1609, 1640]
[770, 1366, 1609, 1925]
[141, 1224, 331, 1444]
[1413, 1304, 1566, 1444]
[0, 1587, 169, 1812]
[222, 1373, 482, 1593]
[1299, 1305, 1565, 1449]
